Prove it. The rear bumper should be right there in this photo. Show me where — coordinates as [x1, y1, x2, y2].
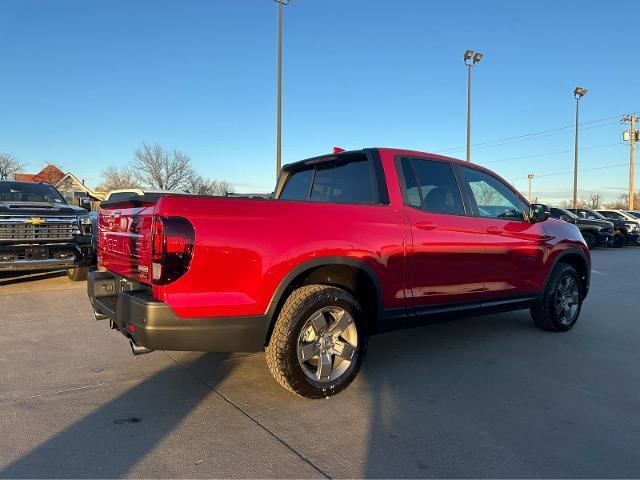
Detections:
[87, 271, 270, 352]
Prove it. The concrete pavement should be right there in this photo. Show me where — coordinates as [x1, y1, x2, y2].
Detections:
[1, 249, 639, 478]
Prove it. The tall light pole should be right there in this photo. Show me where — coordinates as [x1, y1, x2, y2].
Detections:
[464, 49, 483, 162]
[274, 0, 290, 180]
[622, 114, 638, 210]
[572, 87, 587, 209]
[527, 174, 535, 203]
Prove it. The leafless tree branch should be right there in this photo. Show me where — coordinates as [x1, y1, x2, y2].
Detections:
[0, 153, 26, 180]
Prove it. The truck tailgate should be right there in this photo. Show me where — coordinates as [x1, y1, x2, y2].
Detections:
[98, 204, 155, 283]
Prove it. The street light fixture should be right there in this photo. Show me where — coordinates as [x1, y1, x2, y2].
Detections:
[572, 86, 587, 209]
[527, 174, 535, 203]
[274, 0, 291, 181]
[464, 49, 484, 162]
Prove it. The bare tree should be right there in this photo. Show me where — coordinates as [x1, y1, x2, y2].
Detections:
[605, 193, 640, 210]
[132, 143, 194, 190]
[186, 175, 235, 196]
[0, 153, 25, 180]
[100, 166, 141, 191]
[587, 194, 601, 209]
[471, 182, 500, 206]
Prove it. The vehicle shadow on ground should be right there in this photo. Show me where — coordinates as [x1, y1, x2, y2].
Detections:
[358, 308, 636, 478]
[0, 354, 235, 478]
[0, 270, 66, 287]
[359, 311, 539, 478]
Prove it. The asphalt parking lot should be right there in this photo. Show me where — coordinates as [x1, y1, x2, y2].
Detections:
[1, 249, 639, 479]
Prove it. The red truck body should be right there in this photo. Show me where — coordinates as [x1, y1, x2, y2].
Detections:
[89, 147, 590, 397]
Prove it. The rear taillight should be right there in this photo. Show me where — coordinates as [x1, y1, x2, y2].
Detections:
[151, 217, 194, 285]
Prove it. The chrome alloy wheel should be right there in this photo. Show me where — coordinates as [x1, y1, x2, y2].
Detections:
[296, 306, 358, 383]
[555, 275, 580, 325]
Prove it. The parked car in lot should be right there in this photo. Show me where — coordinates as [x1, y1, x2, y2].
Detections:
[549, 207, 613, 249]
[88, 148, 590, 398]
[0, 180, 95, 280]
[596, 209, 640, 225]
[569, 208, 639, 247]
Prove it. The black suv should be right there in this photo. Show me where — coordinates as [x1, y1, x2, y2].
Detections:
[569, 208, 639, 247]
[0, 181, 95, 280]
[549, 207, 613, 249]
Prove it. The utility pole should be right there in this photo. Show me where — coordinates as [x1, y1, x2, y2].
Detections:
[274, 0, 290, 181]
[463, 50, 483, 162]
[622, 114, 638, 210]
[527, 174, 534, 203]
[572, 87, 587, 209]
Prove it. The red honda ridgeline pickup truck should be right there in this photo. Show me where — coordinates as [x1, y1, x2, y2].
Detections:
[88, 148, 590, 398]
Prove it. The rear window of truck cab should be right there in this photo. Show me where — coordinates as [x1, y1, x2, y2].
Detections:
[279, 153, 382, 204]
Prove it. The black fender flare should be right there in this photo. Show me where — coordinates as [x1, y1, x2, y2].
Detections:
[545, 247, 591, 297]
[264, 256, 385, 337]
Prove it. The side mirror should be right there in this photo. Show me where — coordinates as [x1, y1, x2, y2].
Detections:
[529, 203, 550, 223]
[560, 215, 574, 223]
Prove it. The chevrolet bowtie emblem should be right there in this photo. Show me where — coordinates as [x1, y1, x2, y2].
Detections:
[26, 218, 46, 225]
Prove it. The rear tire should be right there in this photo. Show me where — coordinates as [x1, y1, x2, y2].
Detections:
[67, 266, 89, 281]
[265, 285, 367, 399]
[582, 231, 597, 250]
[531, 263, 583, 332]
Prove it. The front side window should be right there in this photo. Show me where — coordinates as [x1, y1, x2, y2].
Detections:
[461, 167, 526, 221]
[599, 211, 624, 220]
[401, 158, 465, 215]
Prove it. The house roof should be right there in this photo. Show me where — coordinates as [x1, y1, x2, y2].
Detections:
[14, 164, 65, 184]
[13, 173, 36, 181]
[55, 172, 105, 200]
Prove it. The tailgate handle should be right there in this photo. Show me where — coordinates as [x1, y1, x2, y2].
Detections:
[415, 221, 438, 231]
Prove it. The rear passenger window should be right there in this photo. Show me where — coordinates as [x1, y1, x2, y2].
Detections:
[279, 155, 378, 204]
[310, 159, 374, 204]
[402, 158, 465, 215]
[280, 168, 313, 201]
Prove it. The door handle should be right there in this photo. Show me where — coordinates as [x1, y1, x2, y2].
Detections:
[415, 221, 438, 231]
[486, 226, 503, 235]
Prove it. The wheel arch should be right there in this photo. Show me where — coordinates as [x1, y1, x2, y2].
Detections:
[264, 257, 384, 346]
[547, 248, 590, 298]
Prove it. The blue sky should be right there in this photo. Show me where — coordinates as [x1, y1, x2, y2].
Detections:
[0, 0, 637, 203]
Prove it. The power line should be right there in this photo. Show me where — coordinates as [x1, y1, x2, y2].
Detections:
[435, 114, 623, 154]
[510, 162, 629, 182]
[477, 142, 624, 166]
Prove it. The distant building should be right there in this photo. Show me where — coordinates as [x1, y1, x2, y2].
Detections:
[14, 164, 66, 184]
[13, 164, 105, 210]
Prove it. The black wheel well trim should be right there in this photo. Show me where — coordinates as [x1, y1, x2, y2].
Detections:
[546, 248, 591, 295]
[263, 257, 385, 344]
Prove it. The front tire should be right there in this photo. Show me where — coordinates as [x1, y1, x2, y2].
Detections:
[67, 266, 89, 281]
[612, 233, 625, 248]
[531, 263, 583, 332]
[265, 285, 367, 399]
[582, 231, 597, 250]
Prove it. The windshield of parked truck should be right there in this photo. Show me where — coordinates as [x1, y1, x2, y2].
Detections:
[0, 181, 67, 204]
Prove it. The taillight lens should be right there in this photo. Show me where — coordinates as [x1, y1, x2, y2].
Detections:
[151, 217, 194, 285]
